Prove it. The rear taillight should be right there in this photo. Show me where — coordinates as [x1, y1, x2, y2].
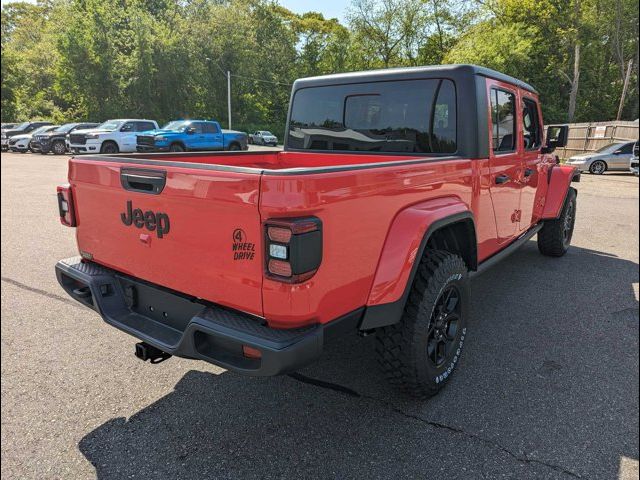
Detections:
[264, 217, 322, 283]
[57, 184, 76, 227]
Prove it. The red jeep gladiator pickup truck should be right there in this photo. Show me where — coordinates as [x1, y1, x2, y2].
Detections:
[56, 65, 578, 397]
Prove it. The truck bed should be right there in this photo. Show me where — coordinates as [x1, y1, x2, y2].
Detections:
[98, 150, 434, 172]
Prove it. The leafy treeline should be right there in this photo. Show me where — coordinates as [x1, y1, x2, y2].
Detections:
[1, 0, 638, 137]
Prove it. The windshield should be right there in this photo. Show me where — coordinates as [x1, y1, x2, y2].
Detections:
[55, 123, 78, 133]
[96, 120, 123, 131]
[162, 120, 190, 131]
[595, 143, 621, 153]
[32, 126, 55, 135]
[261, 131, 273, 136]
[13, 122, 30, 130]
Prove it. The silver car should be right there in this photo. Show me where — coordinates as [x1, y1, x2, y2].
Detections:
[248, 130, 278, 146]
[565, 141, 636, 174]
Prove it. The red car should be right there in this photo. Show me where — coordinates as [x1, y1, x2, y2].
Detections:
[56, 65, 578, 397]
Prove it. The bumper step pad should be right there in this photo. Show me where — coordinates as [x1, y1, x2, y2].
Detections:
[55, 257, 323, 375]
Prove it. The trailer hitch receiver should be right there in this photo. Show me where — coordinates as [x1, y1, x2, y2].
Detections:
[135, 342, 172, 364]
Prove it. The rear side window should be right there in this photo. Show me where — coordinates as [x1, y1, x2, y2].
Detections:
[522, 98, 541, 150]
[203, 123, 219, 134]
[618, 143, 634, 154]
[136, 122, 156, 132]
[287, 79, 457, 154]
[491, 88, 516, 152]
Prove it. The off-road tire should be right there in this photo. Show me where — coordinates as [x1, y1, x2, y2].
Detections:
[537, 187, 577, 257]
[169, 143, 185, 152]
[228, 143, 241, 151]
[52, 140, 67, 155]
[376, 250, 469, 398]
[100, 141, 119, 154]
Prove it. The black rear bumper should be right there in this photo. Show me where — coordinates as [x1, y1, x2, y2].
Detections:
[55, 257, 360, 376]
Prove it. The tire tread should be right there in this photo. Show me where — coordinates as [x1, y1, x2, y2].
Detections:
[537, 188, 577, 257]
[375, 250, 467, 399]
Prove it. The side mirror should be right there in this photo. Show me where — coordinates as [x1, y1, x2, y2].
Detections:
[541, 125, 568, 154]
[185, 127, 196, 134]
[120, 124, 133, 132]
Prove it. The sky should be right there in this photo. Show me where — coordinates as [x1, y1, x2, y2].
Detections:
[0, 0, 350, 22]
[278, 0, 348, 22]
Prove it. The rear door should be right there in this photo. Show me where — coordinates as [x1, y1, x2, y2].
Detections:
[610, 142, 634, 169]
[70, 157, 265, 316]
[203, 122, 223, 150]
[518, 94, 544, 232]
[487, 80, 522, 244]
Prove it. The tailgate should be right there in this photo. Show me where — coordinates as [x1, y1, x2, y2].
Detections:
[69, 157, 264, 316]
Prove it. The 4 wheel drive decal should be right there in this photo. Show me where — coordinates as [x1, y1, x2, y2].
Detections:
[232, 228, 255, 260]
[120, 200, 170, 238]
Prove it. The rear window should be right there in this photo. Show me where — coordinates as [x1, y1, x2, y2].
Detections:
[287, 79, 457, 154]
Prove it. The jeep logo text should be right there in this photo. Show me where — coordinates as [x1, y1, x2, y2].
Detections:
[120, 200, 170, 238]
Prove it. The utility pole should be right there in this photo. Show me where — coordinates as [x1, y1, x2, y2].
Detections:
[227, 71, 232, 130]
[616, 59, 633, 121]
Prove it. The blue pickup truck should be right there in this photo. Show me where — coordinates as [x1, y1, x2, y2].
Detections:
[136, 120, 248, 152]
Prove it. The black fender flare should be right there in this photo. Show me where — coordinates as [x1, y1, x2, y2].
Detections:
[359, 211, 476, 330]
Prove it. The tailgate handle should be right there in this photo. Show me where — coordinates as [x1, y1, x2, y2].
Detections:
[121, 169, 166, 195]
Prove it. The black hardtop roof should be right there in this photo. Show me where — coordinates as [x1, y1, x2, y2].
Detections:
[293, 64, 538, 94]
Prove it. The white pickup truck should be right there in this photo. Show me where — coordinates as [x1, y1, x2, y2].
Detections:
[68, 119, 158, 154]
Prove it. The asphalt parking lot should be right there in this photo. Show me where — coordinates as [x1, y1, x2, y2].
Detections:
[1, 151, 638, 479]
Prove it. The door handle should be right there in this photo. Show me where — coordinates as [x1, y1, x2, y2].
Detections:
[495, 174, 510, 184]
[524, 168, 535, 177]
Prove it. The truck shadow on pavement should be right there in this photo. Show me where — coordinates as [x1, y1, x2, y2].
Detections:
[79, 243, 639, 479]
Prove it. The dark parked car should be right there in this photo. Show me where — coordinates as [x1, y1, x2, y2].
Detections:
[1, 121, 53, 151]
[31, 122, 99, 155]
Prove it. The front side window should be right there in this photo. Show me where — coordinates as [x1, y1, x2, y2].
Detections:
[287, 78, 457, 154]
[522, 98, 541, 150]
[491, 88, 516, 152]
[191, 122, 205, 134]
